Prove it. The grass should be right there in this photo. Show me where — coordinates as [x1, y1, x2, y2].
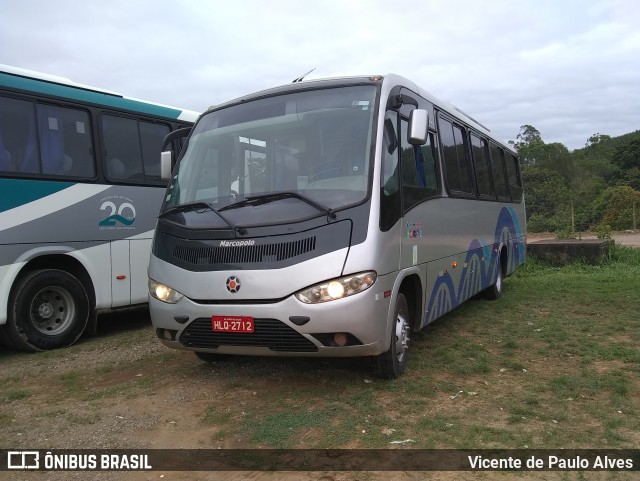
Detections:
[202, 245, 640, 449]
[0, 246, 638, 454]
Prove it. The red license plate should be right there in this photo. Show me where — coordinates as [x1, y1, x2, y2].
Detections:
[212, 315, 254, 333]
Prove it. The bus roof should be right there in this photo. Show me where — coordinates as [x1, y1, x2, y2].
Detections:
[0, 64, 200, 123]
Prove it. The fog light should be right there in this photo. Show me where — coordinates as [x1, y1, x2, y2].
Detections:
[333, 332, 348, 347]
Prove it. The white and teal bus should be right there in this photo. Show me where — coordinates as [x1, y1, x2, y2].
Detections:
[0, 65, 199, 351]
[148, 74, 526, 378]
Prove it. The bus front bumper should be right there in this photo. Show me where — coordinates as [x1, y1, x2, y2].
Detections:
[148, 278, 394, 358]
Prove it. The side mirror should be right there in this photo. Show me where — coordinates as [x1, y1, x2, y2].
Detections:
[160, 151, 173, 181]
[408, 109, 428, 145]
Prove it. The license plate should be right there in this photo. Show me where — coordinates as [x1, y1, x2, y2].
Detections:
[212, 315, 254, 333]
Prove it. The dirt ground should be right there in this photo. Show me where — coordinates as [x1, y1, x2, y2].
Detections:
[527, 230, 640, 246]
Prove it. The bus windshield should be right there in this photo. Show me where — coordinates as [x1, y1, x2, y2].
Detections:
[163, 85, 377, 219]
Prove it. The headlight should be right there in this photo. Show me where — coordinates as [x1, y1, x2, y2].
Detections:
[148, 279, 184, 303]
[295, 272, 376, 304]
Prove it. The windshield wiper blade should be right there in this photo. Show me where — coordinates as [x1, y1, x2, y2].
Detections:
[219, 192, 337, 219]
[159, 201, 247, 235]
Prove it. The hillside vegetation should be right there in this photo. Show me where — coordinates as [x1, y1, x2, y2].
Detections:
[512, 126, 640, 234]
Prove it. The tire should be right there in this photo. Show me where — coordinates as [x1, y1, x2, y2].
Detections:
[483, 257, 504, 300]
[194, 351, 230, 363]
[373, 293, 410, 379]
[2, 269, 90, 351]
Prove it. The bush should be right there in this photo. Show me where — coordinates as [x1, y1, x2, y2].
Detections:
[595, 224, 612, 240]
[555, 226, 577, 239]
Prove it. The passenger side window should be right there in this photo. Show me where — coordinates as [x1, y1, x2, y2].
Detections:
[490, 143, 510, 200]
[401, 118, 439, 212]
[139, 121, 170, 179]
[102, 115, 143, 181]
[102, 115, 171, 182]
[505, 152, 523, 201]
[470, 133, 494, 198]
[438, 116, 473, 195]
[0, 96, 95, 178]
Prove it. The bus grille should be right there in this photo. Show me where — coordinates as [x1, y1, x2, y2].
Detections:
[172, 237, 316, 265]
[180, 318, 319, 352]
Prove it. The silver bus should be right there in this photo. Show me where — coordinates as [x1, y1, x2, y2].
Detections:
[148, 74, 526, 378]
[0, 65, 199, 351]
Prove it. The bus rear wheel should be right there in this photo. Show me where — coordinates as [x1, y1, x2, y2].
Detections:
[3, 269, 90, 351]
[483, 257, 504, 300]
[373, 293, 410, 379]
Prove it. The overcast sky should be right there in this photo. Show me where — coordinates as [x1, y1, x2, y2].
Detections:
[2, 0, 638, 150]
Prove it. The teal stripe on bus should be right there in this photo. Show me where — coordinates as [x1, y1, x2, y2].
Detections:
[0, 178, 74, 212]
[0, 72, 183, 120]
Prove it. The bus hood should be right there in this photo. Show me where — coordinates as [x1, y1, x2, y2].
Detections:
[150, 219, 353, 301]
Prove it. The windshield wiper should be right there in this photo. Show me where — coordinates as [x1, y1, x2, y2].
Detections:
[159, 201, 247, 235]
[219, 192, 337, 219]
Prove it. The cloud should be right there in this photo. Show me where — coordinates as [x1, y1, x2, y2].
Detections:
[1, 0, 638, 149]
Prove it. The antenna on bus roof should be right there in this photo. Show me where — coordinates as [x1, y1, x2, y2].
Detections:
[292, 68, 316, 83]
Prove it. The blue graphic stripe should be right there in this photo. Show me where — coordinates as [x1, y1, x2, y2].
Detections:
[0, 178, 74, 212]
[424, 206, 524, 325]
[0, 73, 183, 120]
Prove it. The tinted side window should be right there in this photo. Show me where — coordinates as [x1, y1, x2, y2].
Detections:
[505, 152, 523, 202]
[102, 115, 143, 181]
[470, 133, 493, 198]
[140, 121, 170, 179]
[0, 96, 95, 178]
[401, 125, 439, 212]
[490, 144, 510, 200]
[37, 104, 95, 177]
[439, 116, 472, 195]
[0, 96, 40, 174]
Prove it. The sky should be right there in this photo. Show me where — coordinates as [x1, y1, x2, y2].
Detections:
[1, 0, 639, 150]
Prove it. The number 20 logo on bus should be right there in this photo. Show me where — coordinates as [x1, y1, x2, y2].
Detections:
[99, 199, 136, 227]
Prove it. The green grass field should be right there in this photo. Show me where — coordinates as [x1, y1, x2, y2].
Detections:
[1, 246, 638, 457]
[210, 245, 640, 449]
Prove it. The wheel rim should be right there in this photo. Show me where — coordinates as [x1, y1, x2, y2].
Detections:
[495, 266, 503, 293]
[30, 286, 76, 335]
[394, 309, 410, 363]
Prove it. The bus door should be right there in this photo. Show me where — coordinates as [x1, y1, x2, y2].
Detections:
[398, 117, 440, 270]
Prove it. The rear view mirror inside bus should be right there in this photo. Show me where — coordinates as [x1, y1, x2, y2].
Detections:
[408, 108, 428, 145]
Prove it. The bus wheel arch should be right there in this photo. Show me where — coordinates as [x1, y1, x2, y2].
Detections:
[373, 274, 422, 379]
[3, 255, 94, 351]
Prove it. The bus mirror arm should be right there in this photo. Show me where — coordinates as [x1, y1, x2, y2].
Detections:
[162, 126, 192, 150]
[408, 109, 428, 145]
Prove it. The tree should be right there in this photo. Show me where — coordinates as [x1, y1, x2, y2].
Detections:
[590, 186, 640, 230]
[612, 137, 640, 171]
[585, 133, 612, 147]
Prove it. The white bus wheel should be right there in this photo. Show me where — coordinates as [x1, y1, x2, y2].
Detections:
[374, 293, 410, 379]
[5, 269, 90, 351]
[483, 260, 504, 300]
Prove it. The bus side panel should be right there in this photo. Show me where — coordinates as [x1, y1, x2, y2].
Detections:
[110, 240, 131, 307]
[130, 237, 153, 304]
[0, 261, 26, 324]
[0, 242, 114, 323]
[422, 202, 526, 327]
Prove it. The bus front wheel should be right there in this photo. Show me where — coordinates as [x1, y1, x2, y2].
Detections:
[373, 293, 410, 379]
[3, 269, 90, 351]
